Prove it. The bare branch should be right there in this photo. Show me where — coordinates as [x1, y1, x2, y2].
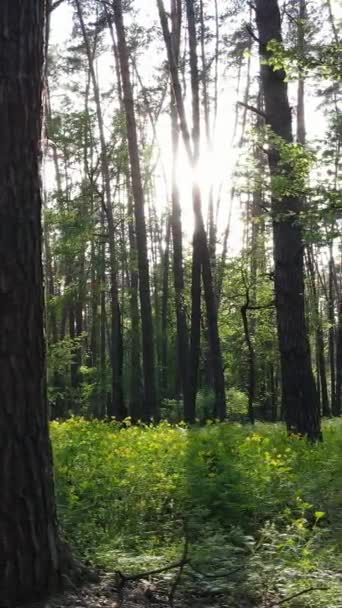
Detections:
[114, 558, 189, 589]
[246, 23, 260, 43]
[277, 586, 328, 605]
[237, 101, 267, 120]
[168, 536, 189, 607]
[48, 0, 65, 14]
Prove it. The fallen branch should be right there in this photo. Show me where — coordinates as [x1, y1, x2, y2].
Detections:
[168, 536, 189, 607]
[277, 586, 328, 605]
[114, 558, 189, 589]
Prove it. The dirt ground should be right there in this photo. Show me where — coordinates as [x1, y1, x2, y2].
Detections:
[30, 576, 256, 608]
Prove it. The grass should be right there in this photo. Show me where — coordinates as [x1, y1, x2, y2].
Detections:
[51, 418, 342, 606]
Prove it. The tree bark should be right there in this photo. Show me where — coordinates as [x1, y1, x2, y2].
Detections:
[241, 301, 256, 425]
[255, 0, 321, 440]
[161, 217, 171, 399]
[169, 0, 191, 415]
[75, 0, 126, 420]
[113, 0, 158, 421]
[306, 250, 330, 416]
[328, 251, 337, 414]
[0, 2, 63, 603]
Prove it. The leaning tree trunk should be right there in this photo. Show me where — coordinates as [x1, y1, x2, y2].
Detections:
[255, 0, 321, 440]
[0, 2, 64, 603]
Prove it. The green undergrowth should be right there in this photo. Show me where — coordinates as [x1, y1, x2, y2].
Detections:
[51, 418, 342, 606]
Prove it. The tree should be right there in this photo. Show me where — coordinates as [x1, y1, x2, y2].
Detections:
[75, 0, 126, 420]
[113, 0, 158, 421]
[157, 0, 227, 421]
[0, 1, 63, 603]
[255, 0, 321, 440]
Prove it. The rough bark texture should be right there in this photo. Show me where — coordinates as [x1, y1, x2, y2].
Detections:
[255, 0, 321, 440]
[0, 1, 63, 603]
[113, 0, 158, 421]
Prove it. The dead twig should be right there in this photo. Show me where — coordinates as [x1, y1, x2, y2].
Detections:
[168, 536, 189, 608]
[115, 558, 189, 589]
[276, 586, 328, 605]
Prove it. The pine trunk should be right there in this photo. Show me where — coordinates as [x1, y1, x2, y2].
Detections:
[255, 0, 321, 440]
[0, 2, 63, 603]
[114, 0, 158, 421]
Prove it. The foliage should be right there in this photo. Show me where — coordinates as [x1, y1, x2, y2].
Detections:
[52, 418, 342, 605]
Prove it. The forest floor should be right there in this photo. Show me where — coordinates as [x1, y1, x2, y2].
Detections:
[35, 577, 259, 608]
[50, 419, 342, 608]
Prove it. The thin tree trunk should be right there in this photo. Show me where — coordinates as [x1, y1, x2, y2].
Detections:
[169, 0, 191, 415]
[329, 250, 337, 414]
[113, 0, 158, 420]
[241, 301, 256, 424]
[336, 283, 342, 415]
[157, 0, 226, 420]
[161, 217, 171, 399]
[307, 250, 330, 416]
[75, 0, 125, 420]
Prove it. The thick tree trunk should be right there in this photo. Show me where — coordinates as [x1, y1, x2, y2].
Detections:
[113, 0, 158, 421]
[255, 0, 321, 440]
[0, 2, 63, 603]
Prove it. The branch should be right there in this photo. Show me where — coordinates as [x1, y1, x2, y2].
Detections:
[246, 23, 260, 44]
[277, 586, 328, 605]
[168, 536, 189, 607]
[247, 302, 275, 310]
[115, 558, 189, 589]
[237, 101, 267, 120]
[188, 563, 244, 579]
[48, 0, 65, 13]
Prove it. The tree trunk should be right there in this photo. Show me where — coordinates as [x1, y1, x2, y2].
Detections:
[255, 0, 321, 440]
[169, 0, 191, 415]
[75, 0, 126, 420]
[241, 303, 256, 424]
[306, 250, 330, 416]
[336, 288, 342, 415]
[113, 0, 158, 421]
[328, 251, 337, 414]
[0, 2, 63, 603]
[161, 217, 171, 399]
[157, 0, 226, 420]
